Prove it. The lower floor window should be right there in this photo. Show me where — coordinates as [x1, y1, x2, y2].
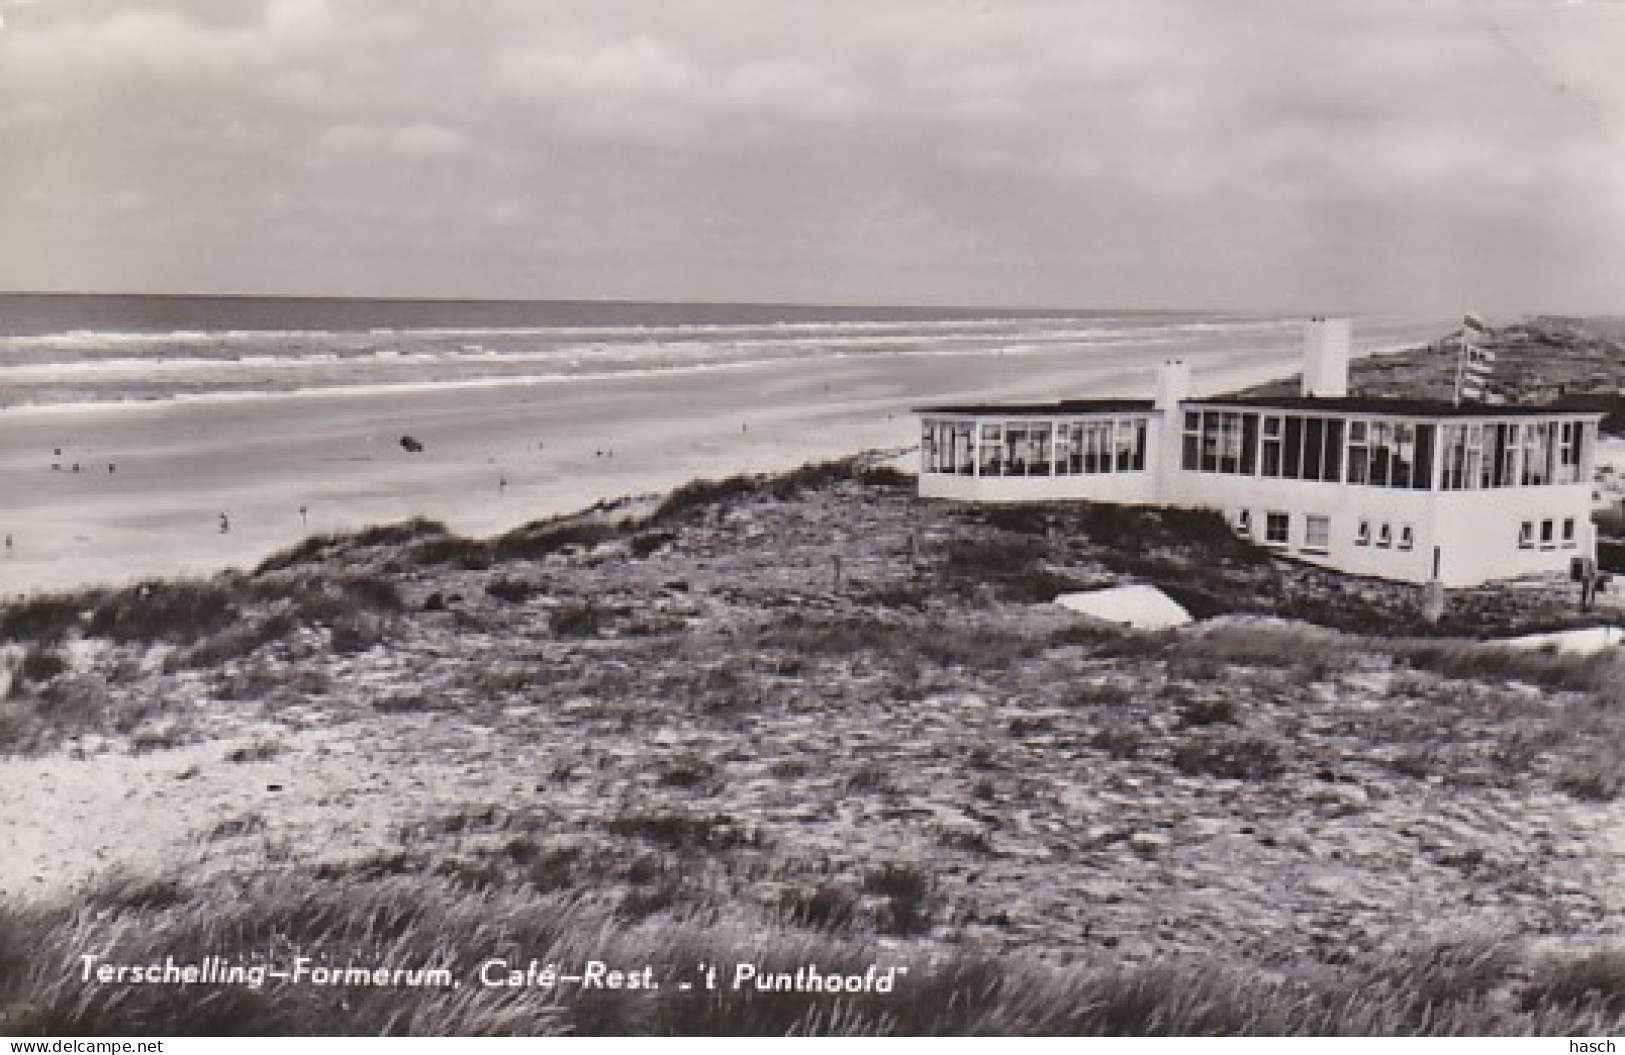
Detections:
[1563, 517, 1577, 547]
[1518, 521, 1534, 549]
[1304, 514, 1330, 553]
[1355, 519, 1371, 546]
[1264, 511, 1290, 545]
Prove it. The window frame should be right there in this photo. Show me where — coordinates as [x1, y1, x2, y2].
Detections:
[1303, 514, 1331, 554]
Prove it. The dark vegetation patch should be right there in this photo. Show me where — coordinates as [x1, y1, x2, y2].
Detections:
[550, 599, 603, 639]
[1171, 733, 1285, 781]
[484, 576, 544, 604]
[1519, 949, 1625, 1015]
[605, 812, 760, 852]
[864, 863, 934, 937]
[647, 456, 902, 526]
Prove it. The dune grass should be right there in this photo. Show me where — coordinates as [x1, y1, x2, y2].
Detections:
[0, 867, 1621, 1036]
[4, 453, 1625, 1035]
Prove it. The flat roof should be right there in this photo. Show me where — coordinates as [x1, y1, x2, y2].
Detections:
[915, 398, 1157, 416]
[1184, 395, 1606, 418]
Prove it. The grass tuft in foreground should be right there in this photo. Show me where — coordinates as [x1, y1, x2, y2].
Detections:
[1, 869, 1622, 1036]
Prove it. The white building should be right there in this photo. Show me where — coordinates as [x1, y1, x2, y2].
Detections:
[916, 319, 1604, 587]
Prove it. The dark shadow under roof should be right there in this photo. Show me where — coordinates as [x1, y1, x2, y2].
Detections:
[1184, 395, 1606, 418]
[915, 398, 1157, 416]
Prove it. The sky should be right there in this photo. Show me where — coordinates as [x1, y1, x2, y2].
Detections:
[0, 0, 1622, 313]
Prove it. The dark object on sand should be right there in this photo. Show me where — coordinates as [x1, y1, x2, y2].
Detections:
[400, 435, 425, 453]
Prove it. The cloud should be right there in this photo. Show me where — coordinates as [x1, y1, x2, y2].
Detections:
[317, 122, 470, 159]
[0, 0, 1621, 309]
[390, 123, 471, 159]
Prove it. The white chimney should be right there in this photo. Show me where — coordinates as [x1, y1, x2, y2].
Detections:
[1302, 317, 1351, 398]
[1155, 359, 1191, 412]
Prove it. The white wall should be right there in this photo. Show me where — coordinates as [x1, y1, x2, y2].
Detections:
[919, 469, 1160, 505]
[1166, 471, 1442, 582]
[1430, 485, 1595, 586]
[1164, 470, 1594, 586]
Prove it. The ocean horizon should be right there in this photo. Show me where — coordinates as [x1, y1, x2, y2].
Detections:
[0, 293, 1448, 412]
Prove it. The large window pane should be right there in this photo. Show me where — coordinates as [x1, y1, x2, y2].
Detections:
[1369, 422, 1390, 486]
[1412, 423, 1434, 490]
[1283, 416, 1303, 478]
[1392, 423, 1415, 488]
[1241, 414, 1259, 474]
[1303, 418, 1326, 481]
[979, 424, 1003, 475]
[1324, 419, 1345, 483]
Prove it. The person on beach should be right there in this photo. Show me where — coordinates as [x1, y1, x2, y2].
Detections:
[300, 504, 308, 525]
[219, 513, 230, 534]
[499, 475, 507, 496]
[4, 534, 11, 555]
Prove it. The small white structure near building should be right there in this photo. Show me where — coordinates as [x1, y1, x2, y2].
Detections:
[1054, 585, 1192, 630]
[917, 319, 1604, 587]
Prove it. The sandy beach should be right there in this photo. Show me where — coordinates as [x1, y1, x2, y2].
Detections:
[0, 326, 1436, 597]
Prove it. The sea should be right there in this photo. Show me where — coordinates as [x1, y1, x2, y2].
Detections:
[0, 293, 1451, 410]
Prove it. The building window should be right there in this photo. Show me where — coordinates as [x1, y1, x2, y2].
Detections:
[1557, 421, 1582, 483]
[921, 420, 974, 475]
[1398, 525, 1414, 551]
[1235, 509, 1253, 538]
[1302, 418, 1327, 481]
[1003, 421, 1052, 476]
[1439, 418, 1592, 490]
[1261, 416, 1283, 477]
[1304, 514, 1330, 553]
[1563, 517, 1577, 548]
[1377, 523, 1392, 548]
[1540, 518, 1556, 549]
[1523, 422, 1553, 486]
[1264, 512, 1290, 546]
[1368, 422, 1391, 486]
[1054, 423, 1077, 476]
[1345, 418, 1433, 489]
[1518, 521, 1534, 549]
[1346, 421, 1368, 484]
[1083, 420, 1112, 474]
[1391, 423, 1416, 488]
[1355, 519, 1371, 546]
[1117, 418, 1147, 472]
[1282, 416, 1303, 478]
